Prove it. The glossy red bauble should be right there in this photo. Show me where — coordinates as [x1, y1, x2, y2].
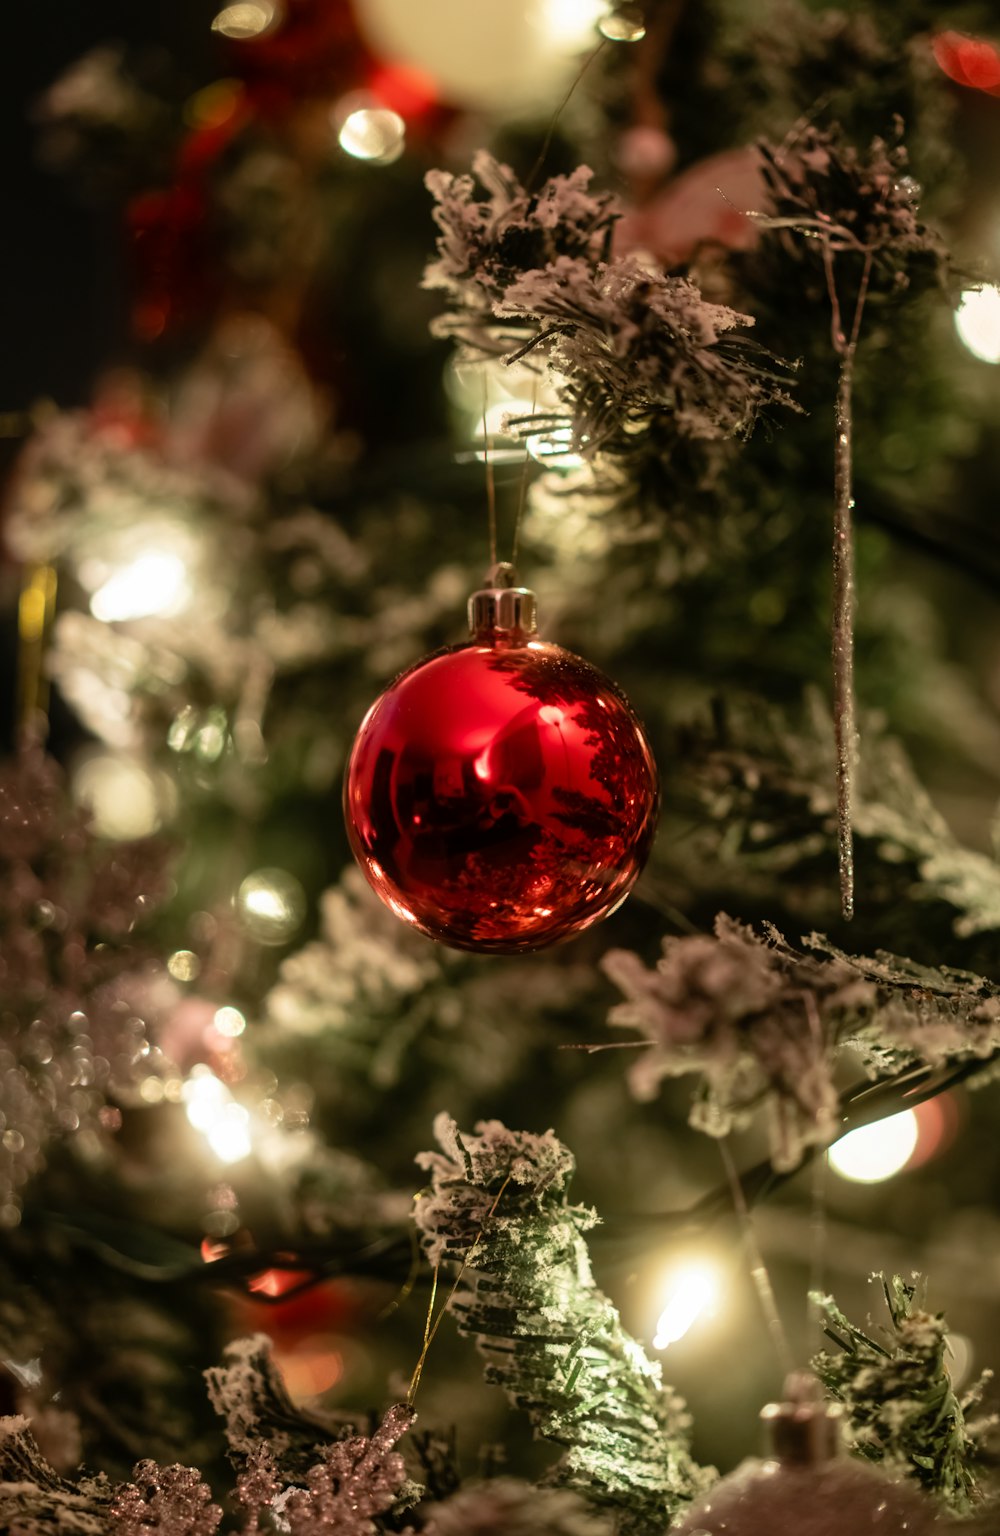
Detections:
[344, 635, 658, 953]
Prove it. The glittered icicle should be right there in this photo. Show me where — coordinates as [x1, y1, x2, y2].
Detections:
[832, 354, 858, 920]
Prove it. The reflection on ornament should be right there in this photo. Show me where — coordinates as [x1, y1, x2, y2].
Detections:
[237, 868, 307, 945]
[827, 1108, 919, 1184]
[344, 569, 658, 952]
[598, 4, 646, 42]
[337, 103, 406, 163]
[353, 0, 610, 112]
[955, 287, 1000, 363]
[653, 1262, 720, 1349]
[674, 1374, 944, 1535]
[211, 1, 279, 38]
[89, 550, 190, 623]
[72, 751, 177, 840]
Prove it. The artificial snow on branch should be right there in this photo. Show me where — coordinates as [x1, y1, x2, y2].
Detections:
[424, 152, 796, 466]
[603, 916, 1000, 1172]
[811, 1274, 994, 1515]
[0, 1417, 111, 1536]
[413, 1115, 711, 1535]
[673, 695, 1000, 946]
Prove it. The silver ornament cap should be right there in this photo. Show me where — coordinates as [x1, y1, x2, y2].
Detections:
[468, 562, 537, 639]
[761, 1371, 845, 1465]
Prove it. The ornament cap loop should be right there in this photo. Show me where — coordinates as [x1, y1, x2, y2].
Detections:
[761, 1373, 844, 1465]
[468, 564, 537, 638]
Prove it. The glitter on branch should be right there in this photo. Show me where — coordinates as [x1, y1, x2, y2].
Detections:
[414, 1115, 712, 1535]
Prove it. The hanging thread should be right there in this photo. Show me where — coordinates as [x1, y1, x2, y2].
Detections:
[482, 374, 498, 569]
[719, 1138, 796, 1379]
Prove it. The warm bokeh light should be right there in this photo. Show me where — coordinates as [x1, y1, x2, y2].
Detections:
[338, 106, 406, 164]
[211, 2, 277, 39]
[525, 425, 585, 470]
[89, 550, 190, 623]
[213, 1005, 246, 1038]
[206, 1103, 253, 1163]
[828, 1108, 920, 1183]
[183, 1065, 252, 1163]
[354, 0, 611, 114]
[541, 0, 612, 49]
[237, 868, 307, 945]
[653, 1262, 721, 1349]
[73, 751, 175, 839]
[598, 5, 647, 42]
[955, 286, 1000, 363]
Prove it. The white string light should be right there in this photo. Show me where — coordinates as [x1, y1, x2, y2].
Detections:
[653, 1262, 721, 1350]
[827, 1108, 919, 1184]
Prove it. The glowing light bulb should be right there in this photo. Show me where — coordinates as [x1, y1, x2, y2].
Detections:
[955, 286, 1000, 363]
[541, 0, 611, 48]
[183, 1066, 253, 1162]
[653, 1263, 720, 1349]
[827, 1108, 919, 1183]
[211, 1, 277, 38]
[90, 550, 190, 623]
[207, 1103, 252, 1163]
[338, 107, 406, 164]
[183, 1066, 231, 1132]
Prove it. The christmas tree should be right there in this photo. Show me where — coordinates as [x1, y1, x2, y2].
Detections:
[3, 1, 1000, 1531]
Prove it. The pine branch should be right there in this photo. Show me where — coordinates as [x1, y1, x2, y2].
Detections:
[811, 1274, 995, 1514]
[603, 915, 1000, 1172]
[204, 1334, 349, 1482]
[0, 1417, 111, 1536]
[423, 152, 796, 471]
[673, 696, 1000, 949]
[413, 1115, 712, 1535]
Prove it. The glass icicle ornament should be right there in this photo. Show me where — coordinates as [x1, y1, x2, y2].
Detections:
[672, 1373, 947, 1535]
[344, 564, 658, 953]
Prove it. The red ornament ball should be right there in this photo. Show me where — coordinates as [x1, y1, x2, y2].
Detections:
[344, 583, 658, 953]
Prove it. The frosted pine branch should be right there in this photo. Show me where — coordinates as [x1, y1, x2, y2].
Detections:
[424, 152, 796, 468]
[205, 1334, 345, 1481]
[604, 916, 1000, 1170]
[0, 1417, 111, 1536]
[603, 916, 858, 1169]
[414, 1115, 711, 1535]
[811, 1274, 994, 1514]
